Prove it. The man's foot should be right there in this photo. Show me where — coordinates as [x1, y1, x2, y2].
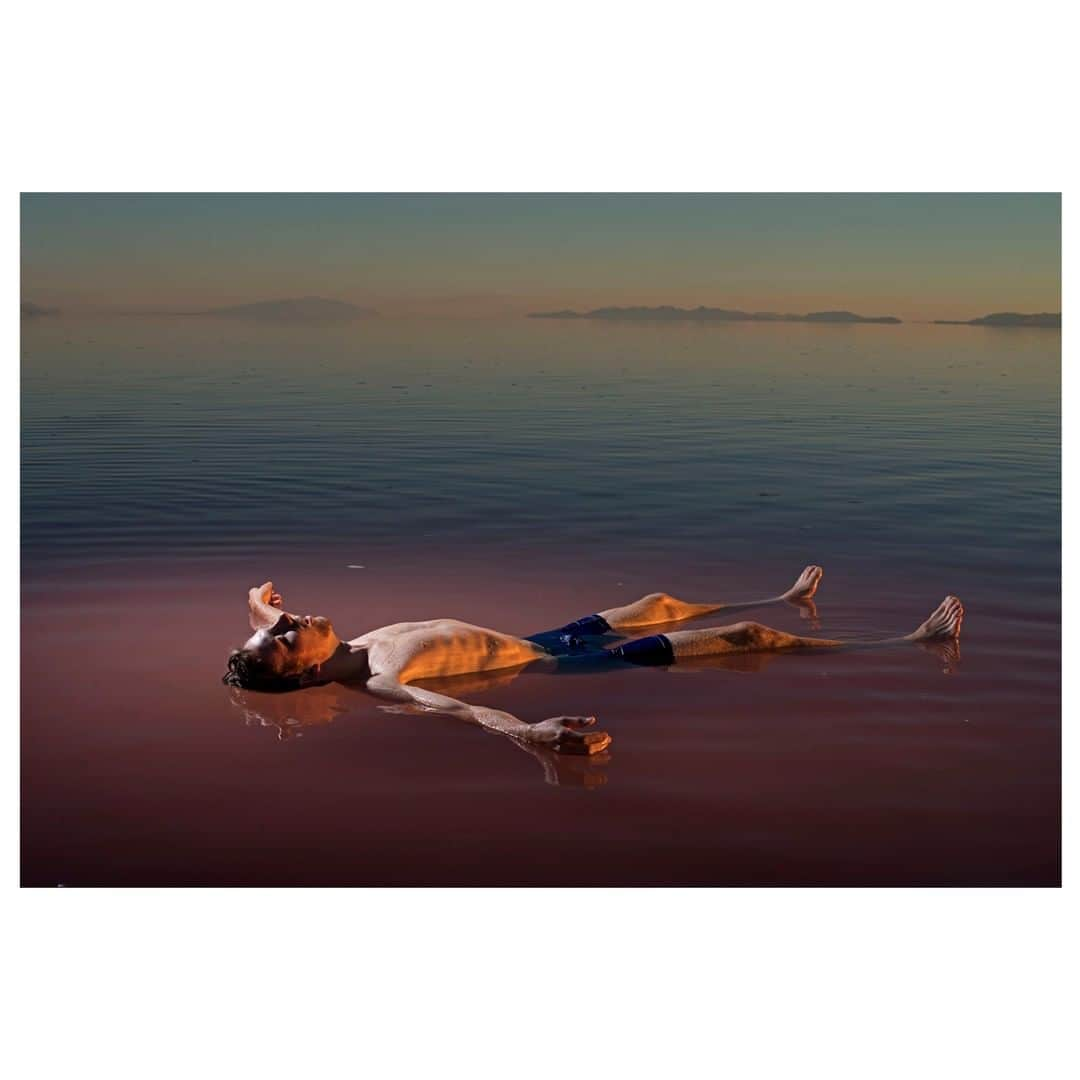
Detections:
[908, 596, 964, 642]
[528, 715, 613, 755]
[782, 565, 824, 601]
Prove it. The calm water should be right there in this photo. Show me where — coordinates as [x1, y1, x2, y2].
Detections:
[21, 317, 1060, 885]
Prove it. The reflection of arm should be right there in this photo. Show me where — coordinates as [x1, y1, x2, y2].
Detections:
[248, 582, 285, 631]
[366, 675, 529, 737]
[365, 675, 611, 754]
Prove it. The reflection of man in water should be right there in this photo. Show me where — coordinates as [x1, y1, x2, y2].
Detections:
[227, 677, 615, 788]
[223, 566, 962, 756]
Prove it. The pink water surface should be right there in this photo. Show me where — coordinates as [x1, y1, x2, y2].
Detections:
[21, 551, 1059, 886]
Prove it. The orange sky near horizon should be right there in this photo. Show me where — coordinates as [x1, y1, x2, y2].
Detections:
[21, 193, 1061, 322]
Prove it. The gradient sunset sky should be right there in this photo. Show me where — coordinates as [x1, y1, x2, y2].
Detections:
[21, 193, 1061, 320]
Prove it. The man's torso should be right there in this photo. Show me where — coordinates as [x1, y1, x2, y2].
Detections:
[352, 619, 549, 683]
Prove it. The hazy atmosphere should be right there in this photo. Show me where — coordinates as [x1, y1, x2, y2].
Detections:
[22, 192, 1060, 889]
[21, 193, 1061, 321]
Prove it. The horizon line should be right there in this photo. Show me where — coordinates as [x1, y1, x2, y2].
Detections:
[20, 296, 1063, 328]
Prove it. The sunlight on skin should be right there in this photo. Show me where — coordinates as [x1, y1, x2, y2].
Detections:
[226, 570, 963, 765]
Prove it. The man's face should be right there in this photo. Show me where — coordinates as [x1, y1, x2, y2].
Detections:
[244, 612, 339, 678]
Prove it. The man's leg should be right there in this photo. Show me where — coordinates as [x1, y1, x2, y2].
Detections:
[663, 621, 840, 660]
[613, 596, 964, 665]
[596, 565, 823, 632]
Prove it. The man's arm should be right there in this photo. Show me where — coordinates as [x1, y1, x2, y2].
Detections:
[365, 674, 612, 755]
[248, 581, 285, 631]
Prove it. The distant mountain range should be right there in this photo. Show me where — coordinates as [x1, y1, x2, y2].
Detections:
[933, 312, 1061, 328]
[528, 306, 902, 324]
[19, 298, 1061, 328]
[21, 301, 60, 318]
[185, 297, 377, 323]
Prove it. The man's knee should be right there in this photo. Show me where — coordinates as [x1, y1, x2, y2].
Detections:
[641, 592, 679, 615]
[643, 591, 674, 605]
[730, 621, 772, 647]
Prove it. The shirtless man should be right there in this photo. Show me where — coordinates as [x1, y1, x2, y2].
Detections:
[222, 565, 964, 756]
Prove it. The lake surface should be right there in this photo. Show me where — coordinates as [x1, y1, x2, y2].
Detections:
[21, 316, 1060, 885]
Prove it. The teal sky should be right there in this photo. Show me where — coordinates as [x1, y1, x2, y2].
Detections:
[21, 193, 1061, 319]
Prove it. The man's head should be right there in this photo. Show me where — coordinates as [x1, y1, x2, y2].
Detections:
[222, 612, 341, 692]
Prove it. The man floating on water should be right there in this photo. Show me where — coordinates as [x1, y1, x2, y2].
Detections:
[223, 566, 964, 756]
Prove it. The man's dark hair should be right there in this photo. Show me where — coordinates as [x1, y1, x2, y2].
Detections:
[222, 649, 304, 693]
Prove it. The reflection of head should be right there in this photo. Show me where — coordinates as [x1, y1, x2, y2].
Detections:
[229, 683, 358, 740]
[222, 613, 341, 692]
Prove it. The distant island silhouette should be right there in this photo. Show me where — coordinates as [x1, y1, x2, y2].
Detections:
[933, 312, 1061, 328]
[21, 301, 60, 319]
[528, 305, 902, 324]
[183, 297, 377, 323]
